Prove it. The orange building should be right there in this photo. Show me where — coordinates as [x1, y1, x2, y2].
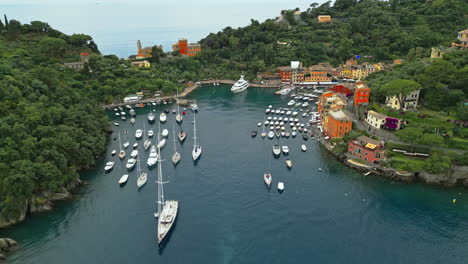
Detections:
[278, 66, 292, 83]
[304, 65, 332, 82]
[354, 82, 371, 106]
[325, 110, 353, 138]
[172, 38, 201, 57]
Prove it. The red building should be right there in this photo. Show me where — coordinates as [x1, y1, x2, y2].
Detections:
[278, 66, 292, 83]
[354, 82, 370, 106]
[348, 136, 386, 164]
[328, 84, 353, 97]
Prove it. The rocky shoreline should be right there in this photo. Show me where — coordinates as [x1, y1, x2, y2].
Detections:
[321, 142, 468, 187]
[0, 178, 83, 228]
[0, 238, 18, 262]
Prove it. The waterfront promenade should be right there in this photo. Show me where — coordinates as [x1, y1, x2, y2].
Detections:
[102, 79, 278, 109]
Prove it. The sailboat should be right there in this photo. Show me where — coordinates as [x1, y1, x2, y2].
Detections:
[172, 124, 181, 165]
[155, 127, 179, 245]
[178, 130, 186, 142]
[264, 160, 272, 189]
[136, 155, 147, 189]
[192, 112, 202, 161]
[175, 89, 183, 124]
[118, 132, 125, 159]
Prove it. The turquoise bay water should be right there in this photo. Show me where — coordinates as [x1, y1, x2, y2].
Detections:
[1, 85, 468, 263]
[0, 0, 313, 57]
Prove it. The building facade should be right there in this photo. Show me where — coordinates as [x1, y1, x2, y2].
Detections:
[353, 82, 370, 106]
[385, 89, 420, 111]
[172, 39, 201, 57]
[325, 110, 353, 138]
[348, 136, 386, 164]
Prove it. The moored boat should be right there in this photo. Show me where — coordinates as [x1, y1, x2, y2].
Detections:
[251, 131, 258, 138]
[104, 161, 115, 172]
[178, 131, 186, 142]
[119, 174, 129, 185]
[160, 113, 167, 123]
[278, 182, 285, 192]
[231, 75, 249, 93]
[286, 159, 292, 168]
[272, 144, 281, 156]
[282, 145, 289, 155]
[301, 144, 307, 152]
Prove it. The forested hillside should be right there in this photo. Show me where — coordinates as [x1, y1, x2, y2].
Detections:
[198, 0, 467, 77]
[0, 17, 108, 223]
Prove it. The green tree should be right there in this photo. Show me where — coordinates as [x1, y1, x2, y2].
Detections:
[37, 37, 67, 58]
[396, 127, 423, 152]
[417, 133, 444, 146]
[424, 151, 452, 174]
[68, 34, 92, 47]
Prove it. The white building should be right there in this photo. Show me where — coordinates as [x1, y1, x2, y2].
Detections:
[366, 110, 387, 129]
[385, 89, 420, 111]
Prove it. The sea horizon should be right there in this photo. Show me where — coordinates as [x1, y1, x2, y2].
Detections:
[0, 0, 318, 57]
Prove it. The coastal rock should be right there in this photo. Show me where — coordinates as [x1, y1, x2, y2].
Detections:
[0, 202, 28, 228]
[29, 198, 53, 214]
[0, 253, 5, 261]
[0, 239, 7, 250]
[4, 239, 17, 248]
[49, 187, 72, 201]
[0, 238, 18, 251]
[65, 178, 83, 193]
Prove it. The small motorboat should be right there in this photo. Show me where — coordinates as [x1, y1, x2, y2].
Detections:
[162, 129, 169, 138]
[251, 131, 258, 138]
[119, 150, 125, 159]
[123, 142, 130, 148]
[302, 134, 308, 141]
[287, 100, 295, 106]
[130, 117, 136, 124]
[286, 159, 292, 168]
[115, 112, 120, 116]
[133, 143, 138, 148]
[148, 130, 154, 137]
[272, 144, 281, 156]
[121, 116, 126, 121]
[160, 113, 167, 123]
[282, 146, 289, 155]
[120, 111, 126, 116]
[292, 111, 298, 117]
[131, 149, 138, 158]
[265, 108, 271, 114]
[301, 144, 307, 152]
[268, 131, 274, 139]
[126, 158, 137, 170]
[129, 109, 136, 116]
[278, 182, 284, 192]
[264, 173, 272, 189]
[111, 150, 117, 156]
[104, 161, 115, 172]
[261, 132, 267, 138]
[157, 139, 166, 149]
[285, 132, 290, 138]
[257, 122, 262, 127]
[178, 131, 186, 142]
[275, 132, 280, 138]
[280, 132, 285, 137]
[292, 131, 297, 138]
[119, 174, 129, 185]
[286, 111, 292, 116]
[113, 122, 119, 126]
[135, 129, 143, 139]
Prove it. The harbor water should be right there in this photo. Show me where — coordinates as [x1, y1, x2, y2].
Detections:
[2, 85, 468, 263]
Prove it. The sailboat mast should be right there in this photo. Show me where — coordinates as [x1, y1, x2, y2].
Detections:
[172, 124, 177, 152]
[176, 89, 180, 115]
[193, 112, 197, 148]
[157, 128, 165, 209]
[118, 132, 122, 151]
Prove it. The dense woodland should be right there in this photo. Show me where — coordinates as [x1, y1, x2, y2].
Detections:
[198, 0, 467, 76]
[0, 0, 467, 221]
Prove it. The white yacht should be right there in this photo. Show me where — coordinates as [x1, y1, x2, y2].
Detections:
[231, 75, 249, 93]
[131, 149, 138, 158]
[282, 146, 289, 155]
[135, 129, 143, 139]
[301, 144, 307, 152]
[192, 112, 202, 161]
[155, 135, 179, 245]
[147, 145, 158, 167]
